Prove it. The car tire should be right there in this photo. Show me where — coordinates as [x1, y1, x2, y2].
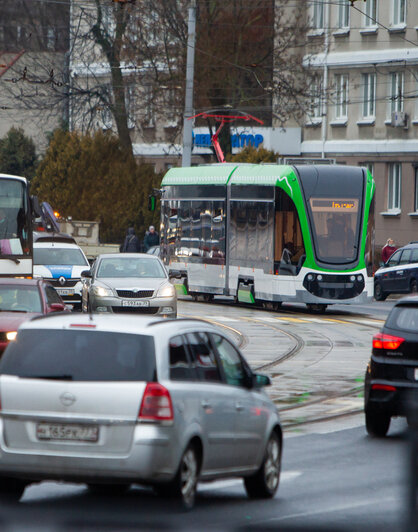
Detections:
[410, 279, 418, 294]
[155, 444, 199, 510]
[374, 283, 388, 301]
[365, 407, 391, 437]
[0, 477, 25, 501]
[244, 431, 281, 499]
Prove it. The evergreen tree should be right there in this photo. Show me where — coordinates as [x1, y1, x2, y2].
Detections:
[0, 127, 37, 179]
[32, 129, 161, 243]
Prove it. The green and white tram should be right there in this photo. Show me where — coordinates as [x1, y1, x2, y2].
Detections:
[159, 164, 375, 311]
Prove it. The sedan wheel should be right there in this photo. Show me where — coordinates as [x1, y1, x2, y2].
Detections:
[374, 283, 387, 301]
[155, 444, 199, 510]
[244, 431, 281, 499]
[365, 407, 391, 437]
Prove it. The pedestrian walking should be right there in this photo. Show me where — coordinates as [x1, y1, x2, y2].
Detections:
[121, 227, 141, 253]
[381, 238, 398, 263]
[143, 225, 159, 252]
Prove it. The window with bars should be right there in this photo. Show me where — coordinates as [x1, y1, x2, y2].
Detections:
[335, 74, 348, 119]
[338, 0, 350, 29]
[364, 0, 377, 27]
[362, 73, 376, 118]
[392, 0, 406, 25]
[389, 72, 404, 114]
[388, 163, 401, 211]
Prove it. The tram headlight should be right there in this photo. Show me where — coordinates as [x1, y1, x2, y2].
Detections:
[357, 275, 363, 282]
[307, 274, 314, 281]
[317, 274, 323, 281]
[350, 275, 356, 282]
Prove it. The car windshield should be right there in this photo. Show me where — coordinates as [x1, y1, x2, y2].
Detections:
[97, 257, 166, 278]
[34, 247, 88, 266]
[385, 306, 418, 332]
[0, 286, 41, 313]
[0, 329, 156, 381]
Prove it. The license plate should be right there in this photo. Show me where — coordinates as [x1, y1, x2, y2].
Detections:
[122, 300, 149, 307]
[36, 423, 99, 442]
[56, 288, 74, 296]
[415, 368, 418, 380]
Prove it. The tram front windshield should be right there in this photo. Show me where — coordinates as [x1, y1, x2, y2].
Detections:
[309, 198, 359, 264]
[0, 179, 30, 256]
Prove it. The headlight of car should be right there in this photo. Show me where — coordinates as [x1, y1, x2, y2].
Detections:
[6, 331, 17, 341]
[93, 286, 113, 297]
[157, 284, 176, 298]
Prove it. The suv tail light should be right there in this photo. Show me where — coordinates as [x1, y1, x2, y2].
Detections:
[373, 333, 405, 350]
[139, 383, 173, 421]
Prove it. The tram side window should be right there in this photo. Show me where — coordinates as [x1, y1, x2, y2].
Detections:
[229, 201, 273, 269]
[274, 188, 306, 275]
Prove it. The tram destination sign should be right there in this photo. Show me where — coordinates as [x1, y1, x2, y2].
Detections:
[310, 198, 358, 212]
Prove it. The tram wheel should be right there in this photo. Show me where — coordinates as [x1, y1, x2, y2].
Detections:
[307, 304, 327, 314]
[202, 294, 214, 303]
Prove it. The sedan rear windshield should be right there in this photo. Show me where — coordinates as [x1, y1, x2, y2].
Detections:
[34, 248, 88, 266]
[0, 329, 156, 382]
[385, 306, 418, 333]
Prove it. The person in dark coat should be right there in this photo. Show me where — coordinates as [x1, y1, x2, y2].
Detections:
[121, 227, 141, 253]
[143, 225, 159, 252]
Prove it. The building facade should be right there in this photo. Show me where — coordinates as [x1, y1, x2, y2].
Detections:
[296, 0, 418, 249]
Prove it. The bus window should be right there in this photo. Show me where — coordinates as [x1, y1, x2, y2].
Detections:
[274, 188, 306, 275]
[0, 180, 30, 256]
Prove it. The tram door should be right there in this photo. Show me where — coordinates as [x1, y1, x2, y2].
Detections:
[274, 188, 306, 277]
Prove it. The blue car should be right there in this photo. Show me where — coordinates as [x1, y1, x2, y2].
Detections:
[374, 242, 418, 301]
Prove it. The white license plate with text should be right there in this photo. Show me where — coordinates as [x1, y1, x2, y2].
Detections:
[122, 300, 149, 307]
[56, 288, 74, 296]
[37, 423, 99, 442]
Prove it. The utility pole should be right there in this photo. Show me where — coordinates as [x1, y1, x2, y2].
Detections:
[181, 0, 196, 167]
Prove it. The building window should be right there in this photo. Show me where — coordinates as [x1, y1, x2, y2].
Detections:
[389, 72, 404, 114]
[388, 163, 401, 211]
[415, 168, 418, 212]
[125, 85, 136, 129]
[362, 73, 376, 118]
[46, 28, 55, 50]
[362, 163, 374, 176]
[338, 0, 350, 29]
[145, 84, 155, 127]
[392, 0, 406, 26]
[335, 74, 348, 119]
[364, 0, 377, 27]
[309, 76, 323, 119]
[312, 0, 324, 30]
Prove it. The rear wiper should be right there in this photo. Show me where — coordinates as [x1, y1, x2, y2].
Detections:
[26, 375, 74, 380]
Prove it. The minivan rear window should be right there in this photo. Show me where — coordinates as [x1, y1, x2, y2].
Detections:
[0, 329, 156, 382]
[385, 306, 418, 333]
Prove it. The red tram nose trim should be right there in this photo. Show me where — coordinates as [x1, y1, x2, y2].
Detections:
[371, 384, 397, 392]
[372, 333, 405, 350]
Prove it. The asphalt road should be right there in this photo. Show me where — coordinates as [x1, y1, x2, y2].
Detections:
[2, 297, 415, 531]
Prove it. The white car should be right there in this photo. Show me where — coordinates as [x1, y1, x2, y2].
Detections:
[33, 241, 90, 309]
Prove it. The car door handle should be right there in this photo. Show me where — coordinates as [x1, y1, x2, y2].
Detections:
[235, 402, 244, 411]
[201, 400, 212, 410]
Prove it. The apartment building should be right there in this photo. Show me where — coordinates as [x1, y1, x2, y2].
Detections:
[297, 0, 418, 248]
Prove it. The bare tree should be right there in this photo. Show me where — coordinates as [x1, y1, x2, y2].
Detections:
[0, 0, 320, 158]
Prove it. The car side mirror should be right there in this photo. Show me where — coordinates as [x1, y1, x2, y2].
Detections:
[252, 373, 271, 388]
[81, 270, 92, 278]
[169, 270, 182, 280]
[50, 303, 65, 312]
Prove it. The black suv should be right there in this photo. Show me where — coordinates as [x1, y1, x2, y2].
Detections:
[364, 296, 418, 437]
[374, 242, 418, 301]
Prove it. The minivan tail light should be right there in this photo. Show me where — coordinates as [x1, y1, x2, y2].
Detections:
[139, 383, 173, 421]
[372, 384, 396, 392]
[373, 333, 405, 350]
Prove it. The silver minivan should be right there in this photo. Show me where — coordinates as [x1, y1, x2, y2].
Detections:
[0, 314, 282, 509]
